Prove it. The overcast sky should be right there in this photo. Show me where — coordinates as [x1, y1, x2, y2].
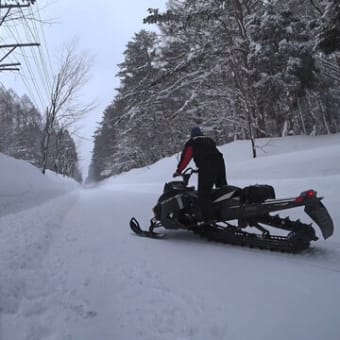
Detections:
[1, 0, 166, 175]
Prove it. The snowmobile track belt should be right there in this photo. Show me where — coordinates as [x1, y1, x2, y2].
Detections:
[192, 215, 317, 253]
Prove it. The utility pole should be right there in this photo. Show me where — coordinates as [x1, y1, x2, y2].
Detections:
[0, 0, 40, 72]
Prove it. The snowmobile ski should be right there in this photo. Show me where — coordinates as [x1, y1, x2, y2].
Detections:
[130, 217, 165, 239]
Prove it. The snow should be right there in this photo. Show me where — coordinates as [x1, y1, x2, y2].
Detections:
[1, 134, 340, 340]
[0, 154, 79, 217]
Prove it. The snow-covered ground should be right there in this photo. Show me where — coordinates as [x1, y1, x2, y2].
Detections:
[1, 134, 340, 340]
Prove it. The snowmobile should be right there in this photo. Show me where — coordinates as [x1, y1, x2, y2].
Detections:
[129, 168, 334, 253]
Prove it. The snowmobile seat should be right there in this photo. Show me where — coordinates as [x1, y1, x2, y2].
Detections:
[240, 184, 275, 203]
[211, 185, 241, 202]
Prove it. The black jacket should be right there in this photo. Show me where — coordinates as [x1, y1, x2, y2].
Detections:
[177, 135, 223, 173]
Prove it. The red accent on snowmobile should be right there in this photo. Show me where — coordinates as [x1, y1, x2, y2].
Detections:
[295, 190, 317, 203]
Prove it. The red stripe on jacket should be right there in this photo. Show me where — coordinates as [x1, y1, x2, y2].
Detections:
[177, 146, 193, 173]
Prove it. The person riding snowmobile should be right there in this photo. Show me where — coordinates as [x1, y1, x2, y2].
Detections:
[174, 126, 227, 224]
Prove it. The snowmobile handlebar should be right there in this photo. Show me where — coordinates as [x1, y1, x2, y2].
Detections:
[174, 168, 198, 186]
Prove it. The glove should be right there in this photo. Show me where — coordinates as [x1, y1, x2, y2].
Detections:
[173, 171, 181, 178]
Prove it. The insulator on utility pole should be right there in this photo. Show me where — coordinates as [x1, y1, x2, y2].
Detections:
[0, 0, 36, 8]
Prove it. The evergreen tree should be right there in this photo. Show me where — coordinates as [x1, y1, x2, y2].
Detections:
[0, 87, 82, 182]
[317, 0, 340, 54]
[247, 6, 318, 135]
[90, 0, 340, 180]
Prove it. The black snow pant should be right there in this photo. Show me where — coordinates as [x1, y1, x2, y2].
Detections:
[197, 155, 227, 222]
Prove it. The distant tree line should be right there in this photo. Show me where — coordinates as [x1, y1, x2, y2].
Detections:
[89, 0, 340, 182]
[0, 87, 82, 182]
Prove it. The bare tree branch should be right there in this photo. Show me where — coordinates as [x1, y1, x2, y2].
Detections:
[41, 40, 95, 174]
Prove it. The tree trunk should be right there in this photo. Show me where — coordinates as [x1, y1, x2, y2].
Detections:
[41, 111, 51, 174]
[297, 96, 307, 135]
[247, 109, 256, 158]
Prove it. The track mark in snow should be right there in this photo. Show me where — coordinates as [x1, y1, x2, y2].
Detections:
[296, 243, 340, 273]
[110, 262, 229, 340]
[0, 192, 80, 339]
[68, 298, 98, 320]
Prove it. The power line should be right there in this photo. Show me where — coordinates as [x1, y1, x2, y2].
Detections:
[0, 1, 53, 113]
[19, 5, 51, 103]
[0, 2, 40, 71]
[25, 4, 53, 96]
[33, 3, 54, 88]
[10, 21, 45, 107]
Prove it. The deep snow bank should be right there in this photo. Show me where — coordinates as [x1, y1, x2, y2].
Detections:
[0, 153, 79, 217]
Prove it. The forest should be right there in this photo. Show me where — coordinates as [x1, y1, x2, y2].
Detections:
[0, 87, 82, 182]
[89, 0, 340, 182]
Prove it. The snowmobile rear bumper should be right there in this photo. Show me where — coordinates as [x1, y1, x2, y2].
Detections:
[304, 201, 334, 239]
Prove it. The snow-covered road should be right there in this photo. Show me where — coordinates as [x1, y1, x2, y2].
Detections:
[59, 185, 340, 340]
[1, 135, 340, 340]
[4, 186, 339, 340]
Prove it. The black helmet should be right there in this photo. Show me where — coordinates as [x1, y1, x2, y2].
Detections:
[191, 126, 202, 137]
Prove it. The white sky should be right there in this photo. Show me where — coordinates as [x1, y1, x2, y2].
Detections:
[0, 0, 166, 175]
[1, 134, 340, 339]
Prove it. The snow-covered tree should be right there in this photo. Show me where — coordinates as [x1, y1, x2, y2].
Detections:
[317, 0, 340, 54]
[0, 87, 82, 181]
[90, 0, 340, 180]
